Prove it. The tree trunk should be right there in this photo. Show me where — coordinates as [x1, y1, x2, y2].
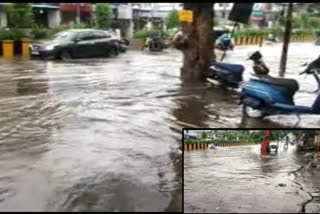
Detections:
[175, 3, 214, 82]
[279, 3, 293, 77]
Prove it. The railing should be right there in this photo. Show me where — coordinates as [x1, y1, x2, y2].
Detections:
[184, 141, 257, 151]
[213, 34, 315, 47]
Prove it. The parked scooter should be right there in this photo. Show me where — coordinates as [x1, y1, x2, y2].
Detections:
[239, 51, 320, 118]
[207, 60, 245, 88]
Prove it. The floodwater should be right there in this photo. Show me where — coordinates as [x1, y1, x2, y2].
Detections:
[0, 42, 319, 211]
[184, 142, 318, 213]
[0, 52, 183, 211]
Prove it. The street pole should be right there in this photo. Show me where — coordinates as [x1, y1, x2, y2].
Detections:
[76, 3, 80, 24]
[261, 130, 270, 154]
[279, 3, 293, 77]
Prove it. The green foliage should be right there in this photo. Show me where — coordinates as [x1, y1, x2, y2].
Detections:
[31, 24, 48, 39]
[233, 29, 272, 38]
[95, 3, 113, 29]
[248, 131, 265, 143]
[0, 29, 29, 41]
[184, 130, 318, 145]
[201, 131, 207, 139]
[133, 29, 169, 40]
[165, 9, 180, 29]
[226, 131, 235, 140]
[5, 3, 34, 28]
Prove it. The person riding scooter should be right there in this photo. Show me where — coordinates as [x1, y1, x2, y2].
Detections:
[216, 32, 234, 51]
[147, 32, 163, 52]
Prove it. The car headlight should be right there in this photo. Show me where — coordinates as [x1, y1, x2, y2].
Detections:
[45, 44, 56, 51]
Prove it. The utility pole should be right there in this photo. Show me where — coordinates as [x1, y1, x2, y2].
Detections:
[261, 130, 270, 154]
[279, 3, 293, 77]
[76, 3, 80, 24]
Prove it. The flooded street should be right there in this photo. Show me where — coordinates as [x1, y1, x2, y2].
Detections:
[184, 142, 319, 213]
[0, 42, 319, 211]
[0, 51, 183, 211]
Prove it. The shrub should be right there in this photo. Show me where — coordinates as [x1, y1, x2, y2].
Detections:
[31, 25, 48, 39]
[0, 29, 30, 41]
[133, 29, 169, 40]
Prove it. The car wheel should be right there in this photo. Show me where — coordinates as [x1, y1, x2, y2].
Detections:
[243, 104, 266, 118]
[122, 39, 130, 46]
[108, 47, 118, 57]
[60, 50, 72, 61]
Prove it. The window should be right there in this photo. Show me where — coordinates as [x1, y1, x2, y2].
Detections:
[76, 31, 95, 41]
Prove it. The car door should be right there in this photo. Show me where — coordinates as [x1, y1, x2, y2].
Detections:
[92, 31, 113, 57]
[73, 31, 96, 58]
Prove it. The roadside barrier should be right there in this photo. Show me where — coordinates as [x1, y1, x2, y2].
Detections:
[2, 40, 14, 58]
[1, 40, 31, 58]
[221, 34, 314, 47]
[184, 141, 257, 151]
[21, 39, 31, 58]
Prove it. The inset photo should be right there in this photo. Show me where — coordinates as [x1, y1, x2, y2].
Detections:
[184, 129, 320, 213]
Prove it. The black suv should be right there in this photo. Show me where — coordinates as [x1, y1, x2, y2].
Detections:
[30, 29, 120, 60]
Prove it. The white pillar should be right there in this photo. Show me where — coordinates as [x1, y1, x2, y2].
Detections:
[128, 19, 134, 38]
[0, 10, 7, 27]
[48, 9, 61, 28]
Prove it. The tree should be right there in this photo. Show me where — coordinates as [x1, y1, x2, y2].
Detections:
[166, 9, 180, 29]
[5, 3, 34, 28]
[248, 131, 264, 143]
[173, 3, 214, 82]
[95, 3, 113, 29]
[201, 131, 207, 139]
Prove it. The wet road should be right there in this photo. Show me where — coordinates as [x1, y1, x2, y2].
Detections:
[0, 42, 319, 211]
[184, 142, 319, 213]
[0, 52, 183, 211]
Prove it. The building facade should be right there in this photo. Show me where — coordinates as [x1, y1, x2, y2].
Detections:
[132, 3, 181, 31]
[110, 3, 134, 38]
[32, 3, 60, 28]
[59, 3, 92, 25]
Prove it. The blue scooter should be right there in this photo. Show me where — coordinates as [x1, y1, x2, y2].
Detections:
[207, 61, 245, 88]
[239, 53, 320, 118]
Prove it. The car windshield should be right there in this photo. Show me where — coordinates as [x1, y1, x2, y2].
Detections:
[50, 31, 77, 41]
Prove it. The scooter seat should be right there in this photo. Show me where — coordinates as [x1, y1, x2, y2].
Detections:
[257, 75, 299, 97]
[214, 62, 245, 74]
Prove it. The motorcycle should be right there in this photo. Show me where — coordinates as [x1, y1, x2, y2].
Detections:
[207, 61, 245, 88]
[239, 53, 320, 118]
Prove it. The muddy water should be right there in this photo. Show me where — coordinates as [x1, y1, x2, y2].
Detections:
[0, 43, 318, 211]
[184, 142, 313, 213]
[0, 51, 183, 211]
